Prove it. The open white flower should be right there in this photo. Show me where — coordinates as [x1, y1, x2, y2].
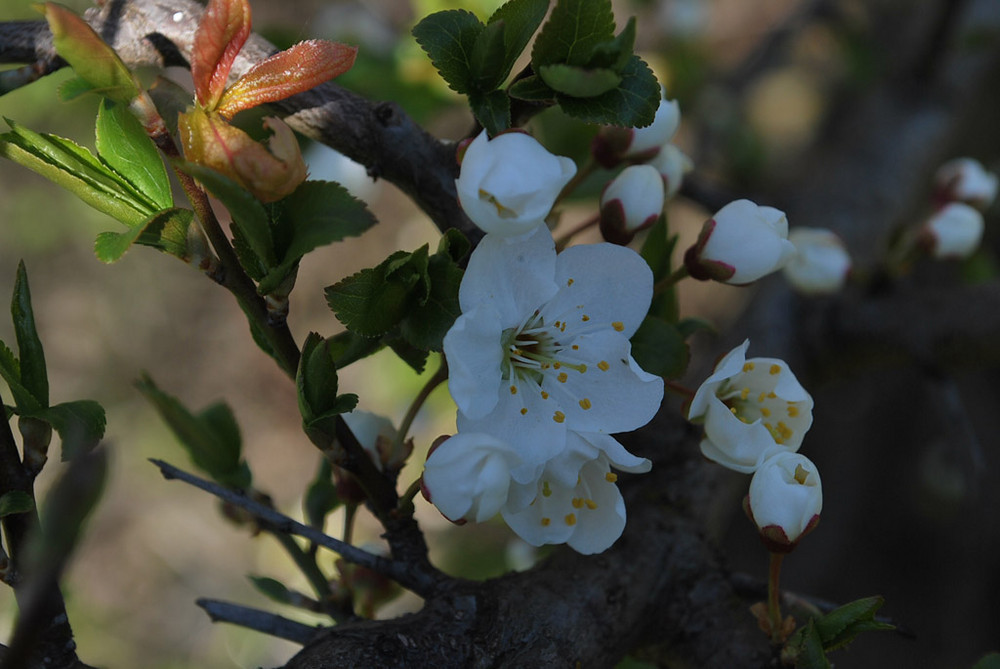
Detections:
[745, 451, 822, 552]
[456, 130, 577, 237]
[688, 340, 813, 473]
[934, 157, 998, 210]
[684, 199, 796, 285]
[443, 226, 664, 484]
[422, 432, 522, 523]
[783, 228, 851, 295]
[922, 202, 985, 259]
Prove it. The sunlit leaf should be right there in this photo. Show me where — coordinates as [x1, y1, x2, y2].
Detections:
[96, 99, 172, 210]
[192, 0, 252, 109]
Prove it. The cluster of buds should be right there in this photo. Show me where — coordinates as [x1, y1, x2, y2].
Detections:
[918, 157, 996, 260]
[688, 341, 822, 552]
[594, 93, 693, 244]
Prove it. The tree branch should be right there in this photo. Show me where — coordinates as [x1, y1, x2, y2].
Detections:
[196, 598, 325, 645]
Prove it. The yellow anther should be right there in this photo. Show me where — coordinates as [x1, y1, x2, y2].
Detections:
[787, 405, 799, 417]
[794, 464, 809, 485]
[560, 322, 566, 332]
[768, 392, 777, 399]
[510, 385, 517, 395]
[567, 278, 575, 286]
[760, 407, 771, 417]
[572, 498, 584, 509]
[582, 315, 590, 322]
[612, 321, 624, 332]
[730, 407, 738, 415]
[769, 364, 781, 375]
[558, 372, 568, 383]
[743, 362, 755, 372]
[598, 361, 610, 371]
[585, 499, 598, 510]
[565, 513, 577, 526]
[541, 391, 549, 399]
[740, 387, 750, 400]
[553, 411, 566, 423]
[542, 481, 552, 497]
[572, 344, 579, 350]
[579, 398, 592, 410]
[520, 407, 528, 415]
[758, 392, 767, 403]
[541, 517, 551, 527]
[553, 362, 561, 369]
[605, 472, 618, 483]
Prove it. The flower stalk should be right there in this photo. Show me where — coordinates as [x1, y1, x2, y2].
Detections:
[767, 551, 786, 644]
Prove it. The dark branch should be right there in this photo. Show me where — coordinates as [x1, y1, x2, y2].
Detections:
[196, 598, 325, 645]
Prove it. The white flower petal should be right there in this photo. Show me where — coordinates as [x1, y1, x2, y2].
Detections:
[423, 432, 522, 522]
[443, 303, 505, 420]
[748, 451, 822, 542]
[688, 340, 750, 420]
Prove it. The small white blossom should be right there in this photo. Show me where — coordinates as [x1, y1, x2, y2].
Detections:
[745, 451, 822, 552]
[684, 199, 796, 285]
[922, 202, 985, 259]
[934, 157, 998, 210]
[647, 143, 693, 199]
[783, 228, 851, 295]
[456, 130, 577, 237]
[599, 164, 665, 244]
[422, 432, 522, 523]
[688, 341, 813, 473]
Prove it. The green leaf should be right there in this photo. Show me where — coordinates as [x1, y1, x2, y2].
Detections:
[0, 338, 41, 413]
[508, 75, 558, 102]
[387, 336, 429, 374]
[400, 253, 463, 352]
[94, 208, 194, 263]
[532, 0, 616, 67]
[136, 374, 251, 489]
[676, 316, 715, 340]
[814, 596, 894, 652]
[248, 575, 297, 605]
[58, 76, 96, 102]
[325, 249, 429, 338]
[0, 491, 34, 518]
[176, 161, 274, 266]
[0, 120, 154, 228]
[27, 400, 106, 460]
[436, 228, 471, 264]
[470, 19, 509, 91]
[639, 216, 678, 322]
[972, 652, 1000, 669]
[296, 333, 340, 423]
[11, 262, 48, 408]
[630, 316, 689, 379]
[304, 457, 341, 528]
[258, 180, 378, 294]
[470, 89, 511, 137]
[489, 0, 550, 78]
[539, 63, 622, 97]
[230, 222, 268, 282]
[557, 55, 660, 127]
[412, 10, 485, 94]
[326, 330, 384, 369]
[589, 16, 636, 72]
[787, 619, 832, 669]
[96, 99, 172, 211]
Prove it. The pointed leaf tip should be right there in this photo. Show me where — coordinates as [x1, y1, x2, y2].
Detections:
[192, 0, 252, 109]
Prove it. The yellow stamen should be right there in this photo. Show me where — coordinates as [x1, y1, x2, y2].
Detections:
[572, 344, 579, 350]
[572, 498, 584, 509]
[541, 391, 549, 399]
[541, 517, 551, 527]
[585, 499, 598, 510]
[510, 385, 517, 395]
[553, 411, 565, 423]
[760, 407, 771, 417]
[558, 372, 568, 383]
[740, 387, 750, 400]
[553, 362, 561, 369]
[787, 405, 799, 417]
[612, 321, 624, 332]
[542, 481, 552, 497]
[794, 464, 809, 485]
[579, 398, 592, 410]
[520, 407, 528, 415]
[582, 315, 590, 322]
[758, 392, 767, 403]
[567, 278, 575, 286]
[598, 361, 610, 371]
[743, 362, 755, 372]
[565, 513, 577, 526]
[768, 392, 777, 399]
[605, 472, 618, 483]
[769, 364, 781, 375]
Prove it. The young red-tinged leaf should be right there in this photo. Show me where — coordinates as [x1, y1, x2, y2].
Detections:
[41, 2, 140, 103]
[216, 40, 358, 119]
[192, 0, 252, 110]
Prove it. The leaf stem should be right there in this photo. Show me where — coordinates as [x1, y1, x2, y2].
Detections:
[767, 551, 785, 645]
[395, 359, 448, 452]
[400, 477, 423, 509]
[653, 265, 690, 296]
[554, 156, 597, 208]
[554, 213, 601, 251]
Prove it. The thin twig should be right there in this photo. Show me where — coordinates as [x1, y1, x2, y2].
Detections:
[196, 598, 323, 645]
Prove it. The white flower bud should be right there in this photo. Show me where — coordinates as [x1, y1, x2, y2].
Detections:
[647, 143, 693, 199]
[422, 432, 522, 523]
[343, 410, 396, 471]
[922, 202, 985, 259]
[934, 157, 998, 210]
[599, 164, 665, 244]
[685, 199, 796, 284]
[782, 228, 851, 295]
[592, 95, 681, 168]
[455, 130, 577, 237]
[745, 451, 822, 552]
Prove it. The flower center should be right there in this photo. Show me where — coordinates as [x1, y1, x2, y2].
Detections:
[479, 188, 517, 219]
[501, 311, 587, 387]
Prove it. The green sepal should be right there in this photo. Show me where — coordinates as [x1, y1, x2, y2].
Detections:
[0, 119, 155, 228]
[470, 89, 511, 137]
[94, 208, 194, 263]
[539, 64, 622, 98]
[411, 10, 485, 94]
[556, 54, 660, 128]
[96, 99, 172, 211]
[11, 261, 48, 408]
[639, 216, 679, 322]
[136, 374, 252, 490]
[0, 491, 34, 518]
[629, 316, 689, 380]
[304, 456, 341, 528]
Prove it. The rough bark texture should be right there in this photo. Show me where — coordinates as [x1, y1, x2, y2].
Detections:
[2, 0, 1000, 666]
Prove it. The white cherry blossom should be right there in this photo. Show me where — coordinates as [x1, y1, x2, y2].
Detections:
[422, 432, 522, 523]
[783, 227, 851, 295]
[745, 451, 822, 551]
[688, 340, 813, 473]
[922, 202, 985, 259]
[455, 130, 577, 237]
[934, 157, 998, 210]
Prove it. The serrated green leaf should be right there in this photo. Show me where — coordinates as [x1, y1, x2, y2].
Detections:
[791, 619, 833, 669]
[94, 208, 194, 263]
[589, 16, 636, 72]
[815, 596, 894, 652]
[326, 330, 384, 369]
[489, 0, 550, 79]
[176, 161, 274, 266]
[58, 76, 96, 102]
[0, 491, 34, 518]
[248, 575, 296, 605]
[387, 336, 428, 374]
[532, 0, 616, 67]
[412, 10, 485, 94]
[557, 55, 660, 128]
[27, 400, 106, 460]
[471, 19, 509, 91]
[0, 338, 41, 413]
[296, 333, 340, 424]
[630, 316, 689, 379]
[0, 121, 154, 227]
[400, 254, 463, 352]
[470, 89, 512, 137]
[230, 222, 268, 282]
[258, 180, 377, 294]
[304, 457, 341, 528]
[437, 228, 471, 264]
[508, 75, 558, 102]
[137, 375, 251, 489]
[640, 216, 678, 322]
[326, 249, 429, 338]
[539, 63, 621, 97]
[96, 99, 172, 211]
[11, 262, 48, 408]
